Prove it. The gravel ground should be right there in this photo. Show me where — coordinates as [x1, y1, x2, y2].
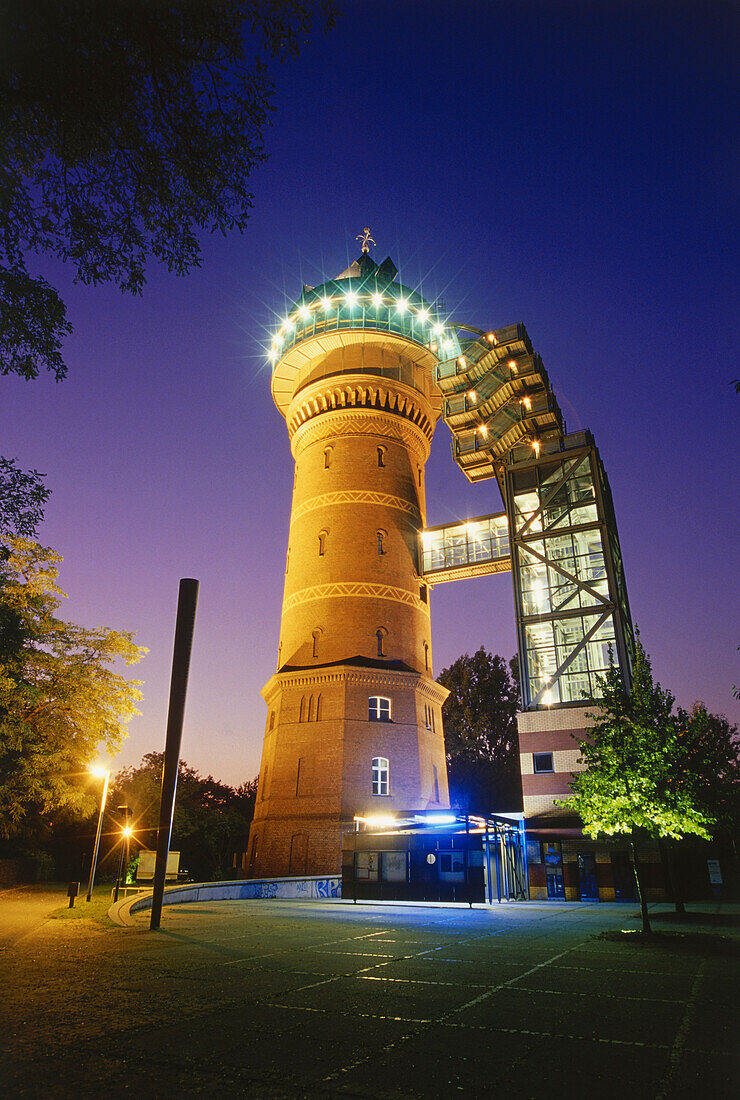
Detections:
[1, 885, 738, 1098]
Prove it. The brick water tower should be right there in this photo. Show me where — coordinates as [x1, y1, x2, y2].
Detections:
[247, 235, 453, 877]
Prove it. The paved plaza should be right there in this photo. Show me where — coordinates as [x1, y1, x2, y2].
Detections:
[1, 886, 738, 1098]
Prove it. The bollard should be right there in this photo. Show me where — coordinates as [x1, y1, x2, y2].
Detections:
[67, 882, 79, 909]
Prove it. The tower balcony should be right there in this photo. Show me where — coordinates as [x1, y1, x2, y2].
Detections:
[268, 273, 461, 416]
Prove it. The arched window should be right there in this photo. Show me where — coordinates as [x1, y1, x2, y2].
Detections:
[268, 710, 275, 731]
[369, 696, 391, 722]
[307, 694, 314, 722]
[423, 642, 429, 670]
[372, 757, 389, 796]
[315, 693, 322, 721]
[318, 530, 327, 556]
[376, 627, 387, 658]
[299, 696, 306, 723]
[377, 529, 387, 555]
[418, 467, 423, 487]
[377, 445, 386, 468]
[324, 446, 333, 470]
[312, 629, 321, 658]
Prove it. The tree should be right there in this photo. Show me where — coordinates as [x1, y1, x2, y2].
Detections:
[438, 648, 522, 813]
[679, 703, 739, 839]
[0, 536, 145, 839]
[0, 458, 50, 541]
[1, 0, 337, 379]
[112, 752, 257, 881]
[561, 636, 714, 932]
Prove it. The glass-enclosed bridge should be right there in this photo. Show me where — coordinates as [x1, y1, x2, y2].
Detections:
[267, 253, 634, 711]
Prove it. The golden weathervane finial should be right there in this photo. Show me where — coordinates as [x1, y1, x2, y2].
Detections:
[355, 227, 376, 254]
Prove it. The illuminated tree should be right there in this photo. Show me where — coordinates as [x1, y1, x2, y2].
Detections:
[1, 0, 337, 379]
[439, 648, 522, 812]
[0, 537, 145, 838]
[562, 636, 713, 932]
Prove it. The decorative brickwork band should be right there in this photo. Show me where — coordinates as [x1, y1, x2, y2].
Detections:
[290, 490, 421, 526]
[290, 408, 433, 462]
[282, 580, 430, 613]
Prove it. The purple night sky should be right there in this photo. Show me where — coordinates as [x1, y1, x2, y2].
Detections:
[5, 1, 738, 785]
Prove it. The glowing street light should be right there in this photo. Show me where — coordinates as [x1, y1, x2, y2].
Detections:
[113, 806, 134, 903]
[85, 764, 110, 902]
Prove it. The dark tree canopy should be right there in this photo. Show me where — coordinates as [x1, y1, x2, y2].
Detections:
[1, 0, 337, 379]
[438, 647, 522, 813]
[112, 752, 257, 881]
[0, 457, 50, 540]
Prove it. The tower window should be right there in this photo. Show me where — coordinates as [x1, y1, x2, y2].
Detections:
[312, 629, 321, 658]
[377, 446, 386, 468]
[324, 446, 333, 469]
[299, 696, 306, 722]
[318, 530, 327, 556]
[376, 627, 387, 657]
[372, 757, 389, 796]
[369, 696, 391, 722]
[423, 642, 429, 670]
[377, 529, 386, 555]
[418, 468, 422, 488]
[424, 704, 431, 729]
[268, 710, 275, 731]
[533, 752, 554, 774]
[315, 693, 322, 721]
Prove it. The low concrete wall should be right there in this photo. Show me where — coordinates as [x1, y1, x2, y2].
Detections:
[128, 875, 341, 916]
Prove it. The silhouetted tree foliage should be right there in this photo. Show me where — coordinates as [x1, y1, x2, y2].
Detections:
[0, 458, 50, 542]
[112, 752, 257, 881]
[1, 0, 337, 379]
[438, 648, 522, 813]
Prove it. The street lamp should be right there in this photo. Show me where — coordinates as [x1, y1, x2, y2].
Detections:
[113, 807, 133, 903]
[85, 765, 110, 902]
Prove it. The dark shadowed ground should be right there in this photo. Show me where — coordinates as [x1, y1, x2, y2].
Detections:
[2, 885, 738, 1098]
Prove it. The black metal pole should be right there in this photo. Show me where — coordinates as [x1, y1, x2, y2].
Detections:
[86, 771, 109, 902]
[150, 579, 199, 931]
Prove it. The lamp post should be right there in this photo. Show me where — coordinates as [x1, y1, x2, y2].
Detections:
[85, 766, 110, 902]
[113, 807, 133, 903]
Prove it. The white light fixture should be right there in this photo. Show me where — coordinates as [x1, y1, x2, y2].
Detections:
[299, 305, 311, 321]
[396, 297, 408, 313]
[417, 308, 430, 323]
[432, 323, 444, 336]
[345, 290, 358, 307]
[372, 292, 384, 308]
[321, 296, 333, 311]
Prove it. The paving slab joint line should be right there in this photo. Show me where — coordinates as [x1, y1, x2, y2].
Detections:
[319, 936, 591, 1086]
[654, 959, 708, 1100]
